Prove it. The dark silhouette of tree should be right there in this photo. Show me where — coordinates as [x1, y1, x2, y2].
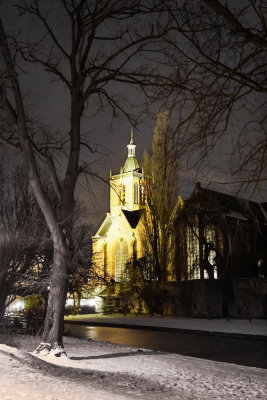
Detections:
[0, 167, 53, 321]
[153, 0, 266, 191]
[119, 256, 169, 316]
[0, 165, 94, 328]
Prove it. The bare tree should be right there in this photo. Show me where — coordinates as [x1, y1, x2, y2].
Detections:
[152, 0, 267, 191]
[0, 167, 53, 321]
[0, 0, 167, 355]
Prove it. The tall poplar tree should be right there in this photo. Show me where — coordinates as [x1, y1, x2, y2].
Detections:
[142, 111, 182, 281]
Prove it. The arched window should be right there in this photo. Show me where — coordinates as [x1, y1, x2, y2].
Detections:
[104, 243, 107, 277]
[134, 183, 138, 204]
[122, 242, 128, 280]
[139, 181, 146, 205]
[133, 240, 137, 260]
[115, 243, 121, 281]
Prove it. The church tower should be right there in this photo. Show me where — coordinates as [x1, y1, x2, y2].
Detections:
[93, 130, 145, 285]
[110, 129, 144, 214]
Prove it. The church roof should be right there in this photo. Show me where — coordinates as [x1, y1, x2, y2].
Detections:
[94, 214, 114, 237]
[122, 129, 141, 173]
[123, 156, 140, 173]
[188, 182, 266, 225]
[122, 209, 143, 228]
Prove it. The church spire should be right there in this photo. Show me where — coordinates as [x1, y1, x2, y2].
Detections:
[123, 129, 140, 172]
[127, 128, 136, 157]
[130, 128, 134, 144]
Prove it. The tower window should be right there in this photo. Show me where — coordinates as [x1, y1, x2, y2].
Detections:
[118, 184, 125, 204]
[121, 185, 125, 203]
[139, 182, 146, 205]
[134, 183, 138, 204]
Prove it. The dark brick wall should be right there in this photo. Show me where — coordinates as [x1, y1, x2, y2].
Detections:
[162, 279, 267, 318]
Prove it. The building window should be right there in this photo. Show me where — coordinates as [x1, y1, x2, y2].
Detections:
[117, 184, 125, 204]
[134, 183, 138, 204]
[204, 225, 218, 279]
[186, 227, 200, 279]
[122, 242, 128, 280]
[133, 240, 137, 260]
[115, 243, 121, 281]
[186, 224, 218, 280]
[104, 243, 107, 277]
[114, 241, 129, 282]
[139, 181, 146, 205]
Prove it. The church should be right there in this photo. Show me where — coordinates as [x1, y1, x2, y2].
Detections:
[91, 130, 267, 317]
[92, 130, 145, 284]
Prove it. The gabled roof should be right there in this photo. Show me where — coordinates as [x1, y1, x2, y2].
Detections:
[122, 209, 143, 229]
[93, 214, 114, 237]
[188, 182, 266, 224]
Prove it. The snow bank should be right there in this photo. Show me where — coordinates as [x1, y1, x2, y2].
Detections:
[1, 334, 267, 399]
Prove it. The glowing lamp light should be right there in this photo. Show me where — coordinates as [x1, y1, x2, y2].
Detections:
[11, 300, 25, 311]
[80, 298, 96, 307]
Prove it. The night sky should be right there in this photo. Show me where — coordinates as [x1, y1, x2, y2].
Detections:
[0, 0, 266, 230]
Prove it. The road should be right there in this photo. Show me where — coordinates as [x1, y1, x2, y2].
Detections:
[64, 322, 267, 369]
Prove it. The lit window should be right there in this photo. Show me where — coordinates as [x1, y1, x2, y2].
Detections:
[204, 225, 217, 279]
[134, 183, 138, 204]
[186, 227, 200, 279]
[115, 243, 121, 281]
[122, 242, 128, 280]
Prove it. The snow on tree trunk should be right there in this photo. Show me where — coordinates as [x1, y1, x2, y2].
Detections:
[34, 241, 68, 357]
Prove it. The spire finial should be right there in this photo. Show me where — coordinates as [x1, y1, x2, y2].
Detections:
[130, 128, 134, 144]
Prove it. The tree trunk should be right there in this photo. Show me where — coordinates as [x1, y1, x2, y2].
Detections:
[0, 277, 9, 321]
[35, 241, 68, 356]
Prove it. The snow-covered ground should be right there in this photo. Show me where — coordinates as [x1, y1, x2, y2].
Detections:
[65, 314, 267, 336]
[0, 330, 267, 400]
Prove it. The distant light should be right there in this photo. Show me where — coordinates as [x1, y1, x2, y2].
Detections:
[258, 259, 263, 267]
[80, 298, 96, 307]
[11, 300, 24, 311]
[65, 298, 96, 307]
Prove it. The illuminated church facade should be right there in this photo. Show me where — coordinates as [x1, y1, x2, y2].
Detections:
[92, 130, 145, 282]
[91, 130, 267, 317]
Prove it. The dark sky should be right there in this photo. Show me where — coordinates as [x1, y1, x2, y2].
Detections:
[0, 0, 266, 230]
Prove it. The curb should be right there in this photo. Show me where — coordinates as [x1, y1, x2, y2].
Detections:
[64, 320, 267, 342]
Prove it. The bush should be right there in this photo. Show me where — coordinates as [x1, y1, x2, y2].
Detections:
[24, 294, 45, 333]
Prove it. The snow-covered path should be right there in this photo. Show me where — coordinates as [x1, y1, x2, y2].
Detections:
[0, 345, 135, 400]
[0, 333, 266, 400]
